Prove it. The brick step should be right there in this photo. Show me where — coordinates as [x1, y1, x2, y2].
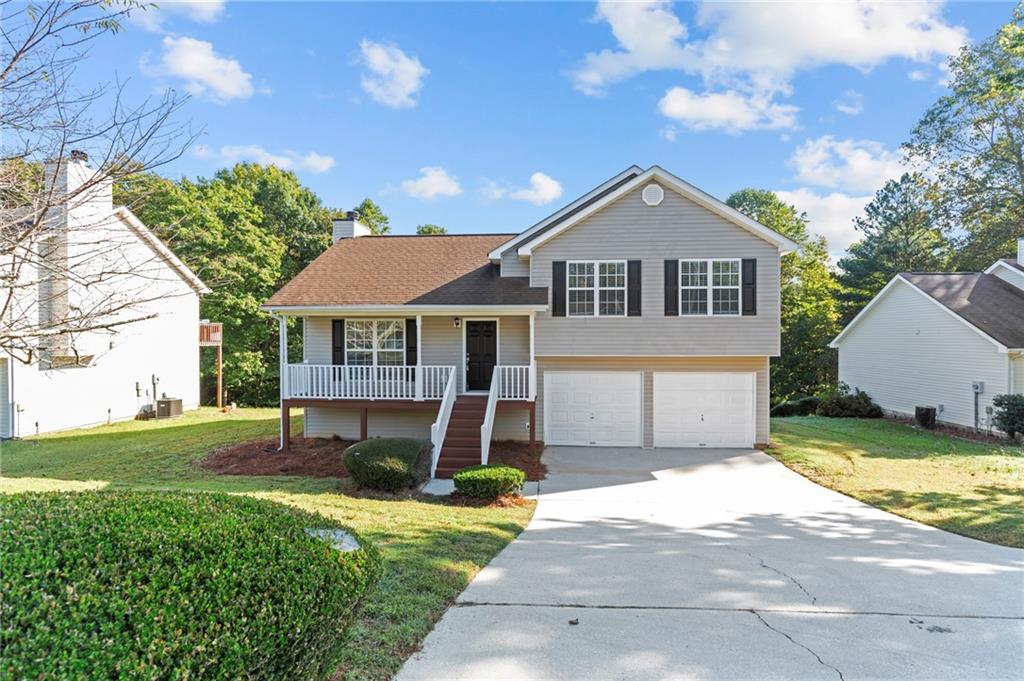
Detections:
[440, 446, 479, 457]
[438, 456, 480, 467]
[451, 408, 486, 416]
[448, 420, 483, 430]
[445, 436, 481, 448]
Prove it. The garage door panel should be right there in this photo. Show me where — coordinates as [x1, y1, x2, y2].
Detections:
[544, 371, 642, 447]
[653, 372, 754, 448]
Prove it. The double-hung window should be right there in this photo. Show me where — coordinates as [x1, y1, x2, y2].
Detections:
[567, 261, 626, 317]
[679, 259, 741, 316]
[345, 320, 405, 365]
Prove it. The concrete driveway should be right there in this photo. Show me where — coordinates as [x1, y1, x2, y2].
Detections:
[399, 447, 1024, 681]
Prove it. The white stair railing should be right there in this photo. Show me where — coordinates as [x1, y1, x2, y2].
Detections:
[480, 369, 500, 465]
[496, 365, 531, 400]
[429, 368, 458, 478]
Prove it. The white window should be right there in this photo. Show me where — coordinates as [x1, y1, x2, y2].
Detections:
[679, 259, 741, 316]
[567, 261, 626, 317]
[345, 320, 405, 365]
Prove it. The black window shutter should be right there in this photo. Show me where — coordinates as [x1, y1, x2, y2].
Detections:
[627, 260, 641, 316]
[331, 319, 345, 364]
[664, 260, 679, 316]
[405, 318, 418, 365]
[552, 261, 567, 317]
[742, 259, 757, 316]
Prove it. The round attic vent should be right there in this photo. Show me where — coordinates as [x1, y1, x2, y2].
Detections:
[642, 183, 664, 206]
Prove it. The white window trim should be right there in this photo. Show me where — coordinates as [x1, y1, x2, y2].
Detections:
[566, 260, 628, 318]
[678, 258, 742, 317]
[345, 319, 405, 365]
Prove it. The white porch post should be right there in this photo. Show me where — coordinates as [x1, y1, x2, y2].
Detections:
[415, 314, 423, 401]
[528, 312, 537, 400]
[278, 315, 289, 450]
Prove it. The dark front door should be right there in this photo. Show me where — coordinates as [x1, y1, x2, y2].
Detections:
[466, 321, 497, 391]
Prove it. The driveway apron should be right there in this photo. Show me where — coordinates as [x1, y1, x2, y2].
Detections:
[399, 447, 1024, 680]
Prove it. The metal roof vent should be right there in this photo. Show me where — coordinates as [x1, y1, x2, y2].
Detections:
[642, 183, 664, 206]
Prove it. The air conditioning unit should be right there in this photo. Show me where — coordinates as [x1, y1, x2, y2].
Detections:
[155, 397, 183, 419]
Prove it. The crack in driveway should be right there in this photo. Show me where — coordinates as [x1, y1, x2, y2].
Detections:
[752, 610, 845, 681]
[720, 544, 819, 606]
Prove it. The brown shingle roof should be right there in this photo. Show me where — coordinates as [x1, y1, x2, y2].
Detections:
[265, 234, 548, 307]
[902, 272, 1024, 348]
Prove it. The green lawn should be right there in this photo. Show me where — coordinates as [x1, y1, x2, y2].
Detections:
[770, 416, 1024, 547]
[0, 408, 534, 680]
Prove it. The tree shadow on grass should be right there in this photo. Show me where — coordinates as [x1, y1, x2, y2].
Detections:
[861, 485, 1024, 548]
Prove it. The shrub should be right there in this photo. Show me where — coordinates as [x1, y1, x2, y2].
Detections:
[453, 464, 526, 499]
[817, 383, 883, 418]
[992, 393, 1024, 440]
[0, 491, 381, 680]
[771, 395, 822, 417]
[344, 437, 429, 492]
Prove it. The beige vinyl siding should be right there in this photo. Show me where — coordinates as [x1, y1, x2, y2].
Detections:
[304, 406, 434, 439]
[0, 358, 9, 438]
[500, 253, 530, 277]
[530, 182, 781, 357]
[837, 280, 1009, 429]
[536, 356, 770, 447]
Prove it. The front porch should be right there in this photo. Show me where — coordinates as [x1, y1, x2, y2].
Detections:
[275, 312, 538, 477]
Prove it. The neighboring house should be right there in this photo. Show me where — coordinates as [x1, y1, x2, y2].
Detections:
[263, 165, 798, 478]
[830, 237, 1024, 431]
[0, 154, 210, 438]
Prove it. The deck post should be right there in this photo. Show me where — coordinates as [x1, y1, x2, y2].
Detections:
[360, 407, 368, 441]
[528, 313, 537, 401]
[415, 315, 423, 401]
[529, 402, 536, 454]
[216, 344, 223, 409]
[278, 315, 288, 451]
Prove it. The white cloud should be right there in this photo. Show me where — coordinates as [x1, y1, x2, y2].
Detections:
[659, 125, 678, 142]
[573, 0, 966, 132]
[834, 90, 864, 116]
[658, 87, 797, 133]
[155, 36, 254, 103]
[775, 188, 872, 258]
[401, 167, 462, 199]
[480, 179, 508, 200]
[508, 173, 564, 205]
[571, 1, 690, 96]
[359, 40, 429, 109]
[133, 0, 226, 33]
[193, 144, 335, 173]
[907, 69, 930, 81]
[790, 136, 906, 193]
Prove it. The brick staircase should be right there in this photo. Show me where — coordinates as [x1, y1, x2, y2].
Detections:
[435, 395, 486, 478]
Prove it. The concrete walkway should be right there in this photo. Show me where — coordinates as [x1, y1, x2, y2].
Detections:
[399, 447, 1024, 681]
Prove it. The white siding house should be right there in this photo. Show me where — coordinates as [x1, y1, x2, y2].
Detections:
[0, 156, 208, 438]
[831, 239, 1024, 431]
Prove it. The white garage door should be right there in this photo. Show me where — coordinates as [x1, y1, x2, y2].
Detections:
[544, 371, 642, 447]
[653, 372, 755, 447]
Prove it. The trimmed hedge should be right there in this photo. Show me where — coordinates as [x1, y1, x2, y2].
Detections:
[817, 384, 883, 418]
[453, 464, 526, 499]
[0, 491, 381, 679]
[771, 395, 822, 417]
[344, 437, 429, 492]
[993, 393, 1024, 439]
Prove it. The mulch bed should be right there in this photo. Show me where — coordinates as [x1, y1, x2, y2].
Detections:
[199, 437, 356, 478]
[444, 493, 531, 508]
[488, 440, 547, 480]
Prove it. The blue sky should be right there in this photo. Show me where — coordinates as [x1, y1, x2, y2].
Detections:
[74, 1, 1013, 256]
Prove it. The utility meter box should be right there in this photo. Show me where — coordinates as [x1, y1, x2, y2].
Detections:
[972, 381, 985, 394]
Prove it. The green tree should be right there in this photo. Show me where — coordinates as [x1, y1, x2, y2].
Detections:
[903, 5, 1024, 270]
[353, 198, 390, 234]
[727, 189, 841, 402]
[416, 223, 447, 235]
[116, 164, 332, 405]
[837, 173, 950, 323]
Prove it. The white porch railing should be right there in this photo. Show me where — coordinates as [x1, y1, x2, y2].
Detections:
[496, 365, 533, 400]
[480, 370, 500, 465]
[430, 369, 458, 477]
[285, 364, 453, 400]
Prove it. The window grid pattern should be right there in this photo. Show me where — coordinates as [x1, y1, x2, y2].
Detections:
[568, 261, 627, 317]
[679, 259, 741, 316]
[345, 320, 405, 365]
